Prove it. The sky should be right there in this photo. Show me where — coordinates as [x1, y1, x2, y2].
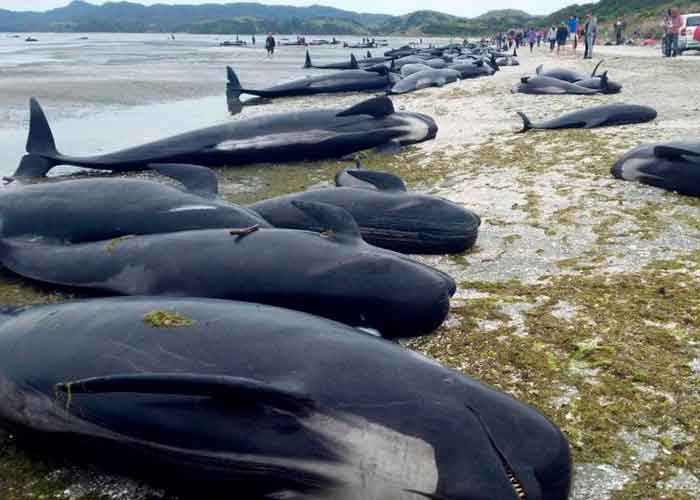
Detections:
[2, 0, 580, 17]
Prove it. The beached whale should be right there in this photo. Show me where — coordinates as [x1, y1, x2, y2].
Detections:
[334, 165, 407, 191]
[449, 61, 495, 79]
[535, 61, 604, 83]
[15, 97, 437, 177]
[612, 141, 700, 196]
[304, 50, 359, 70]
[389, 69, 461, 95]
[392, 55, 427, 70]
[0, 202, 454, 338]
[0, 296, 572, 500]
[512, 75, 604, 95]
[517, 104, 657, 132]
[574, 72, 622, 94]
[226, 66, 392, 106]
[250, 170, 481, 254]
[0, 164, 270, 243]
[400, 63, 432, 77]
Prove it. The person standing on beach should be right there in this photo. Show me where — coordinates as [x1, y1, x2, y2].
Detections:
[548, 26, 557, 52]
[556, 23, 568, 56]
[568, 16, 579, 52]
[583, 14, 597, 59]
[668, 8, 683, 57]
[528, 28, 537, 52]
[265, 32, 276, 57]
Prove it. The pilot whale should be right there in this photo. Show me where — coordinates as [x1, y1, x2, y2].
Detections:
[0, 164, 270, 243]
[612, 141, 700, 197]
[389, 69, 461, 95]
[517, 104, 657, 132]
[0, 296, 572, 500]
[226, 66, 393, 106]
[15, 97, 437, 177]
[0, 201, 454, 338]
[304, 51, 359, 70]
[251, 169, 481, 254]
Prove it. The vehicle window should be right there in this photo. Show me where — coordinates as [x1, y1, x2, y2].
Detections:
[686, 16, 700, 27]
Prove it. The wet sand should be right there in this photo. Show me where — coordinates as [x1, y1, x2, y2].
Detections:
[1, 36, 700, 499]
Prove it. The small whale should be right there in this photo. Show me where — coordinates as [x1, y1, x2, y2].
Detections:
[304, 50, 359, 70]
[517, 104, 657, 132]
[389, 69, 461, 95]
[512, 75, 603, 95]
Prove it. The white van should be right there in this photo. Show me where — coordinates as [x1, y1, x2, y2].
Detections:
[679, 13, 700, 53]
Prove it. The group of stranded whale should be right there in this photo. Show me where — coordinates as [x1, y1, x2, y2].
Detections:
[0, 38, 695, 500]
[226, 43, 510, 111]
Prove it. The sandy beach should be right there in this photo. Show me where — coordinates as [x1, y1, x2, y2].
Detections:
[0, 36, 699, 499]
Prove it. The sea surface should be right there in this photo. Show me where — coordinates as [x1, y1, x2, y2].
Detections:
[0, 32, 459, 176]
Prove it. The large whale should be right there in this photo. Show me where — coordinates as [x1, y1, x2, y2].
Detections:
[0, 164, 270, 243]
[611, 141, 700, 196]
[517, 104, 657, 132]
[0, 202, 454, 338]
[389, 69, 461, 95]
[0, 296, 572, 500]
[226, 66, 393, 106]
[15, 97, 437, 177]
[535, 63, 621, 94]
[400, 63, 432, 77]
[512, 75, 604, 95]
[250, 169, 481, 254]
[304, 50, 359, 70]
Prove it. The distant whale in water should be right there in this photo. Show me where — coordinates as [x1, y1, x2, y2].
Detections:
[304, 50, 359, 70]
[0, 296, 572, 500]
[517, 104, 657, 132]
[250, 169, 481, 254]
[0, 201, 454, 338]
[612, 141, 700, 196]
[15, 97, 437, 177]
[0, 164, 270, 243]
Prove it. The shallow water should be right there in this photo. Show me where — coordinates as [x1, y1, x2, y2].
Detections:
[0, 32, 460, 176]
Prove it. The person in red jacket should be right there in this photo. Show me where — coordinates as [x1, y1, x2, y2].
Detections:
[695, 24, 700, 43]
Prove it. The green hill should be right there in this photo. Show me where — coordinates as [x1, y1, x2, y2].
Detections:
[542, 0, 700, 39]
[181, 16, 369, 35]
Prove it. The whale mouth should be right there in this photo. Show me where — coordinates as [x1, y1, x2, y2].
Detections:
[506, 464, 528, 500]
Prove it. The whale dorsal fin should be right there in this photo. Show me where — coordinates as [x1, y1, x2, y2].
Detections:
[536, 64, 543, 75]
[292, 200, 362, 244]
[337, 96, 394, 118]
[55, 373, 315, 414]
[304, 50, 313, 68]
[149, 163, 219, 199]
[350, 53, 359, 69]
[347, 170, 408, 192]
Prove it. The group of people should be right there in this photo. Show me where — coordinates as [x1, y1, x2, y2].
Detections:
[496, 14, 599, 59]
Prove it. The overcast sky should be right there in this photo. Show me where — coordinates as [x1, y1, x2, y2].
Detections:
[2, 0, 580, 17]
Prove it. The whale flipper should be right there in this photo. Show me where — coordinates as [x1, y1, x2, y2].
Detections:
[346, 170, 407, 192]
[337, 96, 394, 118]
[291, 200, 362, 243]
[149, 163, 219, 199]
[516, 112, 533, 133]
[14, 98, 59, 177]
[55, 373, 315, 414]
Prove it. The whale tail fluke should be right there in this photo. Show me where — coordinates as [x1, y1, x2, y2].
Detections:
[14, 98, 59, 177]
[304, 50, 313, 68]
[516, 111, 533, 133]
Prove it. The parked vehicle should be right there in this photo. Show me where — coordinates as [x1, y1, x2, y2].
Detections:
[679, 13, 700, 53]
